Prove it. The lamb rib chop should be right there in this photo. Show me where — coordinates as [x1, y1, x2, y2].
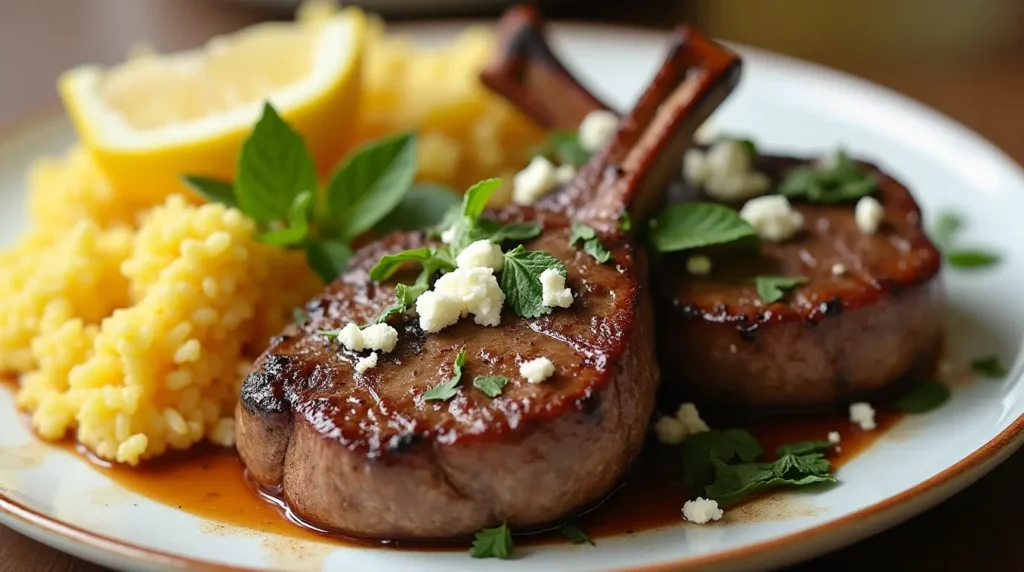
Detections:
[480, 5, 944, 413]
[235, 25, 741, 539]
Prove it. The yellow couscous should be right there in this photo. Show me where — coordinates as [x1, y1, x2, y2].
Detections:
[0, 20, 541, 465]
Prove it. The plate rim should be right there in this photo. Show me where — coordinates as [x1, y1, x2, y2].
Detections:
[1, 20, 1022, 572]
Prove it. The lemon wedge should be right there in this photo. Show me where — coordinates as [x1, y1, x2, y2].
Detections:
[59, 8, 365, 205]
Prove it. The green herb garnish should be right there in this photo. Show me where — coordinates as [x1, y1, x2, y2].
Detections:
[681, 429, 763, 489]
[184, 102, 419, 283]
[650, 203, 757, 253]
[569, 221, 611, 263]
[500, 245, 567, 318]
[618, 211, 633, 232]
[971, 355, 1008, 378]
[755, 275, 808, 304]
[534, 130, 590, 167]
[422, 348, 467, 402]
[705, 452, 836, 505]
[775, 440, 834, 456]
[777, 149, 877, 203]
[928, 211, 1001, 270]
[893, 381, 950, 413]
[372, 183, 462, 235]
[473, 375, 508, 398]
[370, 284, 416, 325]
[559, 523, 595, 546]
[470, 521, 514, 559]
[292, 307, 308, 325]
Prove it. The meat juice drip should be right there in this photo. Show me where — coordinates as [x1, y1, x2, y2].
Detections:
[65, 409, 899, 551]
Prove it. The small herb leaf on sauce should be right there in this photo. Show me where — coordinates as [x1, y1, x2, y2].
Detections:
[370, 284, 415, 326]
[681, 429, 763, 489]
[946, 249, 1001, 269]
[893, 381, 951, 413]
[470, 521, 514, 559]
[373, 183, 462, 235]
[423, 348, 467, 402]
[473, 375, 509, 398]
[930, 212, 963, 250]
[706, 452, 836, 506]
[650, 203, 757, 253]
[501, 246, 567, 318]
[559, 523, 596, 546]
[777, 149, 877, 203]
[971, 355, 1008, 378]
[755, 275, 808, 304]
[569, 221, 612, 263]
[775, 440, 835, 456]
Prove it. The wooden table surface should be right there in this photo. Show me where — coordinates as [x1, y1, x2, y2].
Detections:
[1, 1, 1022, 571]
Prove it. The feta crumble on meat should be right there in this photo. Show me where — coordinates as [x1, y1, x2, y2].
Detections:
[555, 164, 576, 185]
[513, 156, 559, 205]
[832, 263, 846, 276]
[416, 267, 505, 333]
[520, 356, 555, 383]
[355, 352, 378, 374]
[739, 195, 804, 242]
[540, 268, 573, 308]
[336, 323, 398, 353]
[456, 239, 504, 271]
[578, 110, 619, 153]
[849, 402, 877, 431]
[682, 497, 724, 524]
[828, 431, 841, 444]
[855, 196, 885, 235]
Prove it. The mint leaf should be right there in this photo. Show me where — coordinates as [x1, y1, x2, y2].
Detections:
[650, 203, 757, 253]
[235, 102, 317, 226]
[324, 131, 417, 242]
[373, 183, 461, 235]
[183, 176, 237, 209]
[258, 190, 313, 247]
[470, 521, 514, 559]
[894, 381, 950, 413]
[469, 219, 542, 245]
[473, 375, 508, 398]
[569, 221, 611, 263]
[681, 429, 763, 489]
[462, 178, 505, 222]
[946, 249, 1000, 269]
[755, 275, 808, 304]
[292, 307, 308, 325]
[369, 247, 454, 283]
[706, 454, 836, 506]
[776, 440, 834, 456]
[371, 284, 415, 325]
[618, 211, 632, 232]
[500, 245, 566, 318]
[930, 212, 962, 250]
[534, 130, 590, 167]
[304, 240, 352, 283]
[778, 150, 877, 203]
[971, 355, 1008, 378]
[423, 348, 467, 402]
[559, 523, 595, 546]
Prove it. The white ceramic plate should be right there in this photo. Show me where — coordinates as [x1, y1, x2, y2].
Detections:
[1, 22, 1022, 572]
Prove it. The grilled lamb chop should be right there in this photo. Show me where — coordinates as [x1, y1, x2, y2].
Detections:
[480, 6, 944, 413]
[236, 25, 741, 539]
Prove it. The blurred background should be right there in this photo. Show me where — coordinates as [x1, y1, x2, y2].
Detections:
[0, 0, 1021, 571]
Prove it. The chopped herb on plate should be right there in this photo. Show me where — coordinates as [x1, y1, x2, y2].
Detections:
[971, 355, 1008, 378]
[928, 210, 1001, 270]
[470, 521, 514, 559]
[893, 381, 951, 413]
[559, 523, 595, 546]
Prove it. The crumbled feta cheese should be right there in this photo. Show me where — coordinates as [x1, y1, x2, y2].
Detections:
[337, 323, 363, 351]
[355, 352, 378, 374]
[578, 110, 619, 152]
[686, 255, 712, 276]
[855, 196, 885, 235]
[456, 239, 504, 271]
[729, 344, 737, 354]
[513, 156, 559, 205]
[540, 268, 573, 308]
[706, 139, 753, 177]
[335, 322, 398, 353]
[416, 267, 505, 332]
[360, 323, 399, 353]
[694, 122, 716, 145]
[828, 431, 841, 444]
[520, 356, 555, 383]
[654, 416, 687, 445]
[676, 403, 710, 434]
[440, 226, 456, 244]
[554, 163, 576, 185]
[739, 195, 804, 241]
[832, 263, 846, 276]
[682, 497, 724, 524]
[683, 149, 709, 187]
[849, 402, 877, 431]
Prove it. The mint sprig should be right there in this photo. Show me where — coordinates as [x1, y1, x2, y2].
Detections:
[777, 149, 877, 203]
[650, 203, 757, 253]
[500, 246, 567, 318]
[755, 275, 808, 304]
[183, 102, 420, 284]
[569, 221, 611, 263]
[470, 521, 514, 559]
[423, 348, 467, 402]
